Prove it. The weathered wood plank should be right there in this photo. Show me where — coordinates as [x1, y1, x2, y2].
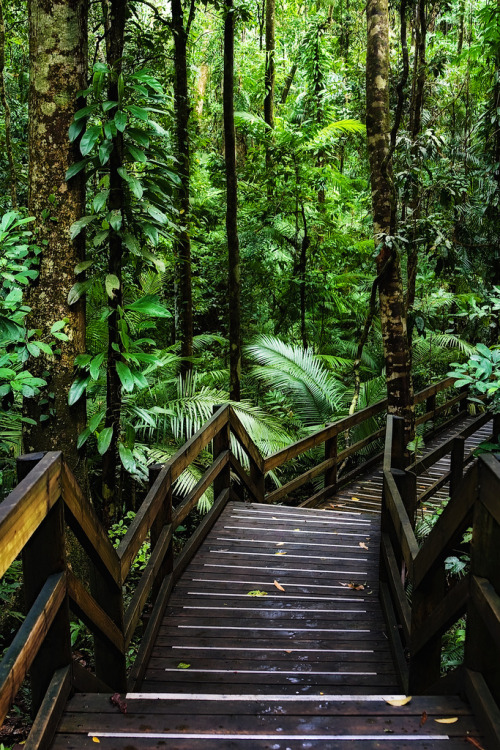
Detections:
[380, 534, 411, 642]
[24, 665, 72, 750]
[229, 454, 262, 502]
[67, 571, 124, 652]
[265, 458, 336, 504]
[383, 472, 419, 571]
[0, 571, 66, 725]
[0, 452, 62, 579]
[173, 451, 230, 527]
[465, 668, 500, 750]
[411, 575, 469, 656]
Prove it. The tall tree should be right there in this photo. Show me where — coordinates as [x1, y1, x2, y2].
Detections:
[171, 0, 195, 378]
[24, 0, 88, 484]
[366, 0, 414, 438]
[0, 0, 16, 208]
[224, 0, 241, 401]
[264, 0, 275, 182]
[100, 0, 126, 525]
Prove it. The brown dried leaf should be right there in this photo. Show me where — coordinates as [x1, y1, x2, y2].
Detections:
[348, 582, 365, 590]
[274, 580, 285, 592]
[420, 711, 428, 726]
[110, 693, 127, 714]
[359, 542, 369, 550]
[466, 738, 485, 750]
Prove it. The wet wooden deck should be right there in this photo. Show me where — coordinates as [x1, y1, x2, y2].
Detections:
[49, 414, 492, 748]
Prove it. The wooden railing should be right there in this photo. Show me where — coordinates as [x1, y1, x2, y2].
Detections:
[265, 376, 467, 507]
[381, 412, 500, 750]
[0, 376, 474, 748]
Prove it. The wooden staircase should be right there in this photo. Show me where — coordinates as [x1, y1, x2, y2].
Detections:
[1, 378, 499, 749]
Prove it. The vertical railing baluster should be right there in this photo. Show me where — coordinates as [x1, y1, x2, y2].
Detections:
[149, 463, 173, 601]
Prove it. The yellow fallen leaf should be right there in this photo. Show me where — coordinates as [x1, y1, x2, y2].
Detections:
[293, 528, 300, 531]
[275, 551, 287, 555]
[384, 697, 412, 706]
[276, 541, 285, 546]
[92, 739, 100, 744]
[351, 496, 360, 501]
[177, 662, 191, 669]
[248, 590, 268, 596]
[434, 717, 458, 724]
[274, 580, 285, 591]
[359, 542, 368, 550]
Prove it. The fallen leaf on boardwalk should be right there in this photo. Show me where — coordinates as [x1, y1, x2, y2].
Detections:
[247, 590, 268, 596]
[420, 711, 428, 726]
[384, 697, 412, 706]
[177, 662, 191, 669]
[329, 504, 336, 509]
[285, 650, 292, 653]
[274, 580, 285, 591]
[293, 528, 300, 532]
[359, 542, 369, 550]
[275, 551, 287, 556]
[466, 737, 485, 750]
[435, 717, 458, 724]
[110, 693, 127, 714]
[276, 542, 285, 546]
[351, 496, 360, 502]
[348, 582, 365, 590]
[92, 739, 100, 744]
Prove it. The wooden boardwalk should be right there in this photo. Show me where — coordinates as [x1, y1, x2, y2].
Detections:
[48, 414, 492, 748]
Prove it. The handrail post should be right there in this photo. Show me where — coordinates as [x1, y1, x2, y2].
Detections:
[386, 415, 417, 525]
[324, 433, 338, 496]
[17, 453, 72, 716]
[450, 436, 465, 500]
[149, 463, 173, 601]
[213, 405, 231, 500]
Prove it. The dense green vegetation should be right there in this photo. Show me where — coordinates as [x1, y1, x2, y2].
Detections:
[0, 0, 498, 517]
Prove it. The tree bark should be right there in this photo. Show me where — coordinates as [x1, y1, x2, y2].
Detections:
[0, 0, 16, 208]
[101, 0, 126, 525]
[366, 0, 414, 440]
[24, 0, 88, 486]
[264, 0, 275, 190]
[172, 0, 194, 378]
[224, 0, 241, 401]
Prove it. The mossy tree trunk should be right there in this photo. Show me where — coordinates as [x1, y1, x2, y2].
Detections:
[24, 0, 88, 485]
[366, 0, 414, 441]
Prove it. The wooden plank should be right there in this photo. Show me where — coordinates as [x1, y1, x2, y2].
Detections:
[379, 582, 409, 694]
[479, 454, 500, 527]
[124, 523, 173, 646]
[61, 462, 120, 584]
[265, 458, 336, 504]
[127, 572, 175, 690]
[470, 576, 500, 647]
[149, 463, 172, 601]
[411, 575, 469, 656]
[465, 668, 500, 750]
[71, 660, 112, 693]
[380, 534, 411, 642]
[229, 409, 265, 471]
[229, 454, 262, 502]
[173, 488, 231, 584]
[413, 377, 456, 404]
[67, 571, 124, 652]
[336, 427, 385, 463]
[301, 454, 383, 508]
[0, 571, 66, 725]
[413, 462, 478, 589]
[418, 470, 451, 506]
[173, 451, 230, 527]
[24, 665, 72, 750]
[383, 472, 419, 571]
[0, 451, 62, 578]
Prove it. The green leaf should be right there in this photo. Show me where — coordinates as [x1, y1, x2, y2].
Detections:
[125, 294, 171, 318]
[119, 443, 136, 472]
[142, 223, 158, 246]
[108, 209, 122, 231]
[114, 110, 127, 132]
[66, 159, 88, 180]
[131, 368, 148, 389]
[105, 274, 120, 299]
[74, 104, 98, 121]
[93, 230, 109, 246]
[27, 342, 40, 357]
[129, 176, 143, 199]
[68, 280, 91, 305]
[70, 215, 96, 240]
[80, 125, 102, 157]
[121, 231, 140, 254]
[146, 204, 167, 224]
[75, 260, 94, 274]
[50, 320, 67, 334]
[77, 427, 91, 449]
[37, 341, 53, 355]
[99, 139, 113, 165]
[116, 361, 135, 392]
[104, 120, 118, 139]
[90, 352, 105, 380]
[89, 409, 106, 432]
[68, 376, 90, 406]
[126, 104, 149, 121]
[69, 119, 85, 142]
[118, 73, 125, 104]
[126, 144, 147, 163]
[75, 353, 92, 367]
[97, 426, 113, 455]
[102, 100, 118, 112]
[128, 128, 150, 148]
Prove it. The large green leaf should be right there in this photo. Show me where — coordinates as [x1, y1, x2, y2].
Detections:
[68, 376, 90, 406]
[97, 426, 113, 455]
[125, 294, 171, 318]
[116, 361, 135, 392]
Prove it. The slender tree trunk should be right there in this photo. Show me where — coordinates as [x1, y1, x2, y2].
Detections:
[299, 203, 309, 349]
[101, 0, 126, 525]
[280, 62, 297, 104]
[172, 0, 194, 378]
[224, 0, 241, 401]
[366, 0, 414, 440]
[264, 0, 274, 129]
[24, 0, 88, 486]
[0, 0, 16, 208]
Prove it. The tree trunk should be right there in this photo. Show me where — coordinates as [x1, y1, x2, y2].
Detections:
[101, 0, 126, 525]
[24, 0, 88, 486]
[172, 0, 194, 379]
[224, 0, 241, 401]
[0, 0, 16, 208]
[366, 0, 414, 440]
